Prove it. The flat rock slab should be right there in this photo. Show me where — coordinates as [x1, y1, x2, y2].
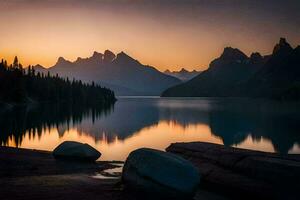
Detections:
[0, 146, 114, 178]
[166, 142, 300, 199]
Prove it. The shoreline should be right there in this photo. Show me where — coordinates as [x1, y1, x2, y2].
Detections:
[1, 144, 299, 199]
[0, 146, 123, 178]
[166, 142, 300, 199]
[0, 146, 126, 200]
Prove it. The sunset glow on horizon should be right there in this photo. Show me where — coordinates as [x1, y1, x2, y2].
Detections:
[0, 0, 300, 71]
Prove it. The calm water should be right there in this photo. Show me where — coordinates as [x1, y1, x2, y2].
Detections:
[1, 97, 300, 160]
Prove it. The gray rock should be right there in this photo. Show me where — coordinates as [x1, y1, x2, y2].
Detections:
[122, 148, 200, 199]
[166, 142, 300, 199]
[53, 141, 101, 162]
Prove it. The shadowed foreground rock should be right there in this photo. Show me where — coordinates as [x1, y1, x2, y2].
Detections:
[122, 148, 200, 199]
[53, 141, 101, 162]
[166, 142, 300, 199]
[0, 146, 229, 200]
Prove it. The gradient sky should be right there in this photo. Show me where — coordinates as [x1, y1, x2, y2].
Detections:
[0, 0, 300, 71]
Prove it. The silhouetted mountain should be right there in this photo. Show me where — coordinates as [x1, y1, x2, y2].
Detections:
[162, 38, 300, 100]
[164, 68, 201, 81]
[33, 64, 47, 73]
[36, 51, 181, 96]
[162, 47, 264, 97]
[243, 38, 300, 99]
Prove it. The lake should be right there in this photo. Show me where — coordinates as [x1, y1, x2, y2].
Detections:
[1, 97, 300, 161]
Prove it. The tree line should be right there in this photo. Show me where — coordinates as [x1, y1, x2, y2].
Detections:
[0, 56, 116, 104]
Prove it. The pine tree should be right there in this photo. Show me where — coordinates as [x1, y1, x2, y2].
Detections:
[13, 56, 19, 69]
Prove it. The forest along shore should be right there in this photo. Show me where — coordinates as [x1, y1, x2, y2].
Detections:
[0, 57, 116, 106]
[1, 143, 299, 200]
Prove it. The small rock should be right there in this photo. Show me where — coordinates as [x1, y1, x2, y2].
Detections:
[53, 141, 101, 162]
[122, 148, 200, 199]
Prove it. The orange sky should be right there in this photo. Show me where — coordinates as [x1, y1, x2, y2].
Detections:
[0, 0, 300, 71]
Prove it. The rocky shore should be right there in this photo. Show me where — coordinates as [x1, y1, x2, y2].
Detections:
[1, 143, 299, 200]
[0, 146, 125, 200]
[166, 142, 300, 199]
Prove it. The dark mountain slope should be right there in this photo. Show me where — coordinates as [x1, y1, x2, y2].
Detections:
[162, 38, 300, 100]
[162, 47, 264, 97]
[244, 38, 300, 98]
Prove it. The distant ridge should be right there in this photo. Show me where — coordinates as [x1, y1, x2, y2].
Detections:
[162, 38, 300, 100]
[164, 68, 201, 81]
[35, 51, 181, 96]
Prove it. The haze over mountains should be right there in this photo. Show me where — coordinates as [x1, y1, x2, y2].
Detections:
[35, 51, 181, 96]
[164, 68, 201, 82]
[162, 38, 300, 100]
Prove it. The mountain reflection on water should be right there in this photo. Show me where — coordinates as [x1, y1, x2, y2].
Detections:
[1, 97, 300, 160]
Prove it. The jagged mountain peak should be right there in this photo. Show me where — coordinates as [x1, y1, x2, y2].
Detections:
[250, 52, 262, 58]
[250, 52, 263, 64]
[117, 51, 129, 57]
[163, 68, 201, 81]
[103, 50, 115, 63]
[58, 56, 66, 62]
[76, 57, 83, 61]
[92, 51, 103, 58]
[279, 37, 289, 46]
[56, 57, 71, 65]
[179, 68, 189, 73]
[273, 37, 293, 55]
[220, 47, 248, 61]
[74, 51, 105, 63]
[165, 68, 198, 74]
[34, 64, 46, 69]
[115, 51, 137, 63]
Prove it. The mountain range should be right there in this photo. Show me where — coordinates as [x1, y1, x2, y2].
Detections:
[164, 68, 201, 81]
[35, 51, 181, 96]
[162, 38, 300, 100]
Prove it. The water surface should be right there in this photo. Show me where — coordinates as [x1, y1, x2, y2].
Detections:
[1, 97, 300, 160]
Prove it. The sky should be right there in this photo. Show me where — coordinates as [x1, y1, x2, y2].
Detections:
[0, 0, 299, 71]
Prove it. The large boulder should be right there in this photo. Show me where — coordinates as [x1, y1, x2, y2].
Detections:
[53, 141, 101, 162]
[122, 148, 200, 199]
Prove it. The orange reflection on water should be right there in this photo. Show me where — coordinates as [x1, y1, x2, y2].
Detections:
[7, 120, 285, 161]
[96, 121, 223, 160]
[233, 135, 275, 153]
[288, 143, 300, 154]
